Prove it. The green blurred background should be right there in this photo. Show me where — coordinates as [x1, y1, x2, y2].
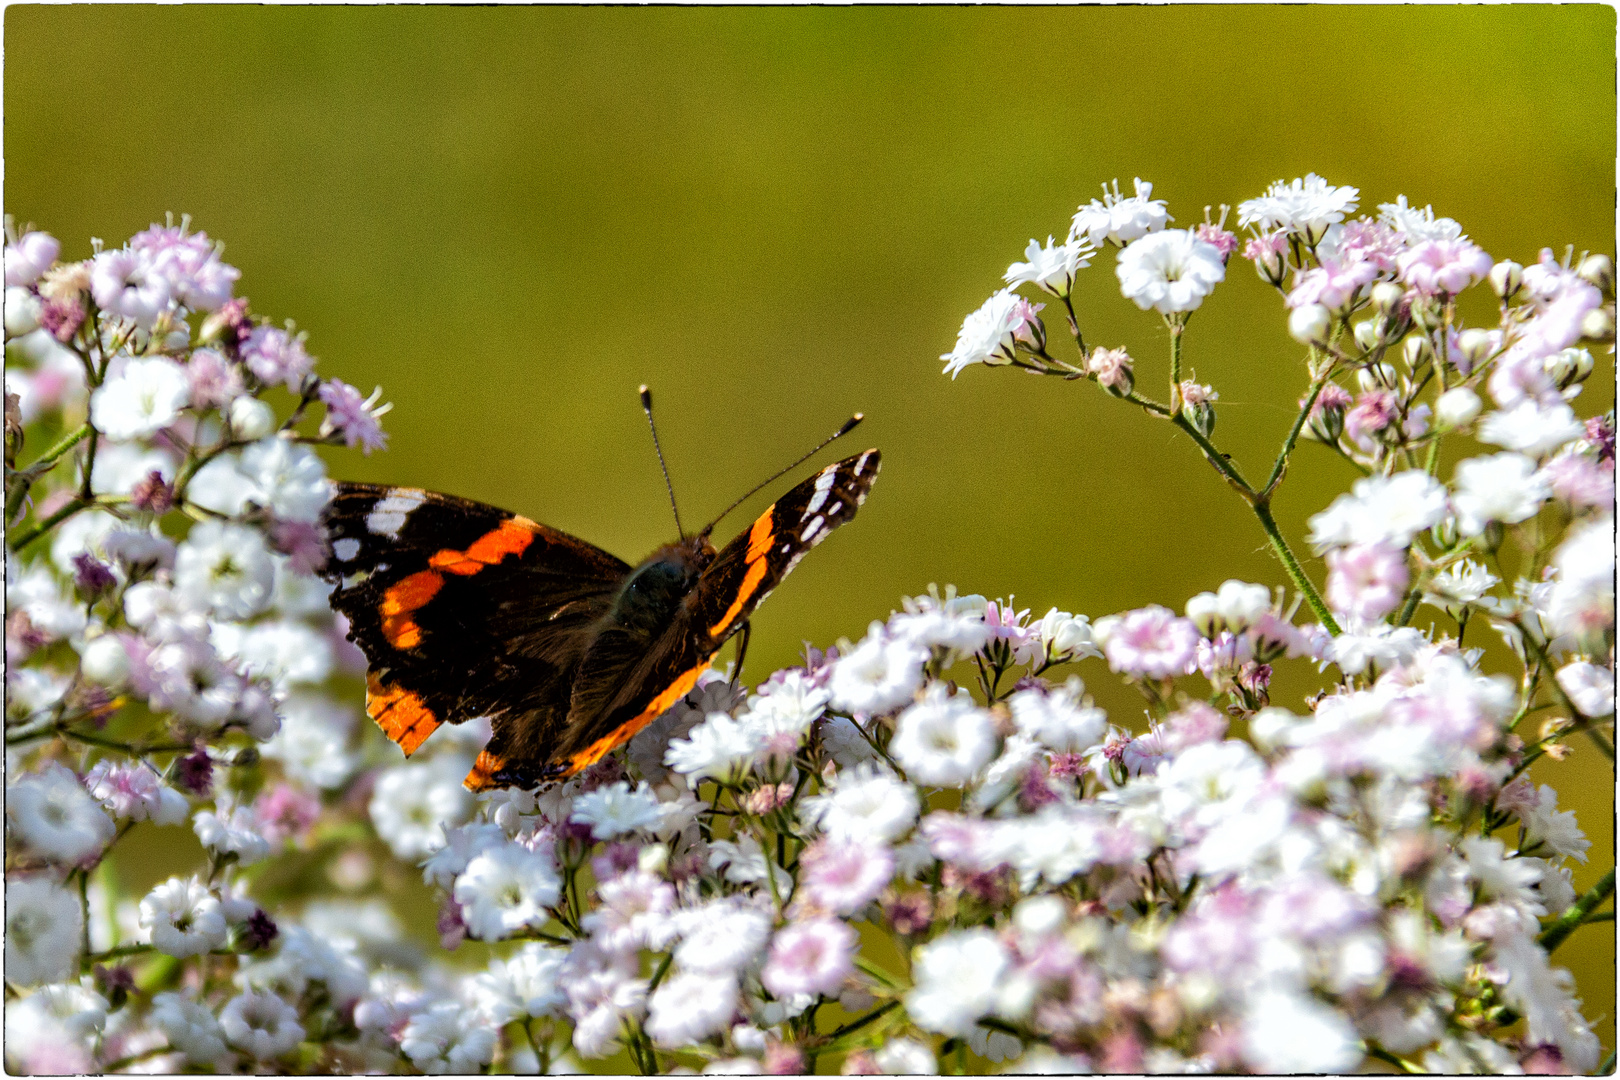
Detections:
[7, 4, 1613, 1062]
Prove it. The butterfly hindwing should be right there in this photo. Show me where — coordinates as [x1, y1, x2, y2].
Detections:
[321, 483, 629, 765]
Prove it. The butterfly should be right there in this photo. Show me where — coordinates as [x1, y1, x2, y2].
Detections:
[319, 400, 878, 792]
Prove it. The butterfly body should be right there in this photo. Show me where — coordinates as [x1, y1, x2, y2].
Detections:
[320, 448, 880, 791]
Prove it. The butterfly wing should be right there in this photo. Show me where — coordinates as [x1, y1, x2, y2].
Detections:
[320, 483, 630, 771]
[536, 447, 884, 777]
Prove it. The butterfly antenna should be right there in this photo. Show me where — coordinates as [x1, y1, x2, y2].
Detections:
[701, 413, 864, 537]
[640, 385, 685, 539]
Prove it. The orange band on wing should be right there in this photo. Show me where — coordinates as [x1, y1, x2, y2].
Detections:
[464, 749, 508, 792]
[366, 673, 441, 756]
[379, 570, 444, 649]
[708, 508, 775, 637]
[430, 518, 537, 576]
[565, 659, 715, 774]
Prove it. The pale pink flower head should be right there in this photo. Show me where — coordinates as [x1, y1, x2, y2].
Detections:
[1162, 702, 1228, 753]
[1330, 218, 1405, 272]
[5, 231, 60, 287]
[983, 597, 1032, 648]
[241, 325, 315, 391]
[318, 379, 390, 454]
[1242, 230, 1290, 285]
[1343, 389, 1399, 450]
[1008, 296, 1046, 350]
[1096, 606, 1200, 679]
[1540, 451, 1615, 510]
[1087, 346, 1133, 391]
[1397, 238, 1492, 295]
[1287, 258, 1379, 312]
[186, 348, 243, 410]
[90, 248, 172, 328]
[1194, 222, 1238, 263]
[797, 836, 894, 916]
[254, 783, 321, 849]
[1326, 543, 1410, 623]
[761, 917, 857, 998]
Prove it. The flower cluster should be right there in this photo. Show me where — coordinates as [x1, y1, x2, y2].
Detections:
[6, 181, 1612, 1077]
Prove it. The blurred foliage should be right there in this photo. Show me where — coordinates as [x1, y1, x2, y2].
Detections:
[7, 4, 1613, 1059]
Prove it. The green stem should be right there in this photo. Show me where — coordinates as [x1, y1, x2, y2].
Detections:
[8, 496, 89, 552]
[1264, 368, 1331, 497]
[1363, 1043, 1425, 1074]
[1539, 869, 1615, 953]
[1170, 413, 1255, 495]
[1518, 621, 1616, 762]
[1253, 500, 1341, 636]
[5, 422, 91, 518]
[822, 1000, 899, 1045]
[1168, 321, 1184, 412]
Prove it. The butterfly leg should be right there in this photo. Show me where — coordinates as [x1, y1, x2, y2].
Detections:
[730, 620, 752, 686]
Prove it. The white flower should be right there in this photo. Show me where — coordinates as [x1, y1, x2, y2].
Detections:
[1478, 400, 1585, 459]
[400, 1001, 498, 1073]
[1009, 677, 1107, 752]
[90, 440, 178, 497]
[1451, 453, 1549, 536]
[1426, 559, 1499, 607]
[150, 992, 230, 1066]
[646, 970, 739, 1048]
[5, 878, 83, 985]
[1324, 623, 1427, 677]
[707, 835, 785, 886]
[187, 438, 332, 523]
[82, 759, 189, 825]
[4, 982, 108, 1073]
[828, 626, 929, 715]
[218, 990, 305, 1061]
[1015, 607, 1100, 665]
[570, 780, 664, 839]
[672, 899, 774, 975]
[1115, 229, 1225, 313]
[261, 693, 360, 790]
[890, 684, 997, 787]
[368, 754, 476, 861]
[1490, 931, 1601, 1072]
[1518, 784, 1591, 864]
[940, 288, 1023, 379]
[873, 1037, 937, 1075]
[799, 763, 919, 844]
[5, 231, 59, 286]
[817, 715, 881, 769]
[174, 520, 275, 620]
[1240, 988, 1363, 1072]
[906, 929, 1009, 1036]
[215, 618, 333, 687]
[1435, 386, 1483, 428]
[238, 924, 367, 1005]
[79, 634, 132, 687]
[89, 356, 190, 439]
[1238, 174, 1360, 239]
[1070, 177, 1171, 246]
[139, 876, 229, 958]
[1378, 195, 1465, 243]
[749, 670, 830, 737]
[1545, 516, 1614, 639]
[1003, 235, 1093, 296]
[454, 842, 562, 940]
[889, 590, 991, 654]
[7, 558, 88, 640]
[91, 249, 172, 326]
[665, 710, 765, 785]
[1307, 470, 1448, 551]
[1556, 661, 1614, 718]
[564, 948, 648, 1058]
[468, 942, 569, 1025]
[192, 792, 272, 867]
[7, 762, 116, 864]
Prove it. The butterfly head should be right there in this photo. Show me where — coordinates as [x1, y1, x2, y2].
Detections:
[612, 534, 716, 632]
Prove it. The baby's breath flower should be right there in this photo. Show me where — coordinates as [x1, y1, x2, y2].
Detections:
[1004, 235, 1093, 297]
[4, 878, 83, 986]
[1115, 229, 1226, 314]
[1238, 174, 1360, 242]
[89, 356, 189, 439]
[1070, 177, 1171, 247]
[7, 762, 116, 864]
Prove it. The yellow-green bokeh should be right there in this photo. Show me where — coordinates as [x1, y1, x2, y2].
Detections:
[7, 4, 1613, 1062]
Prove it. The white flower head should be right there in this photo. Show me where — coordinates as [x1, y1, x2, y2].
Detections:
[1004, 235, 1094, 297]
[149, 992, 230, 1066]
[193, 793, 272, 867]
[1237, 174, 1360, 241]
[1241, 988, 1364, 1072]
[218, 990, 305, 1061]
[905, 928, 1009, 1036]
[940, 288, 1024, 379]
[1556, 661, 1614, 719]
[799, 763, 920, 844]
[1307, 470, 1448, 552]
[89, 356, 190, 440]
[1378, 195, 1465, 243]
[1451, 452, 1549, 536]
[1115, 229, 1226, 314]
[1070, 177, 1171, 247]
[5, 878, 84, 986]
[469, 942, 570, 1025]
[672, 898, 774, 975]
[454, 842, 562, 940]
[139, 876, 229, 958]
[1477, 400, 1586, 459]
[645, 969, 739, 1049]
[665, 710, 766, 786]
[1009, 677, 1107, 753]
[828, 625, 928, 715]
[570, 780, 664, 840]
[174, 520, 276, 620]
[399, 1001, 498, 1073]
[890, 684, 998, 787]
[368, 754, 476, 861]
[1426, 559, 1499, 608]
[7, 762, 116, 864]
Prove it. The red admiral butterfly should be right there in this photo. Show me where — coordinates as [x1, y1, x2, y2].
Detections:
[321, 392, 879, 791]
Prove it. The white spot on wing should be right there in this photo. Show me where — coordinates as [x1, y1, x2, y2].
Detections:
[853, 450, 874, 476]
[333, 537, 361, 562]
[801, 515, 825, 542]
[803, 467, 838, 519]
[366, 489, 426, 537]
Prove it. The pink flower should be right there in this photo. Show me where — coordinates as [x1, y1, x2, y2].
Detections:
[984, 598, 1032, 649]
[5, 231, 60, 287]
[797, 837, 894, 915]
[1098, 606, 1200, 679]
[254, 783, 321, 848]
[186, 348, 243, 410]
[1287, 258, 1379, 311]
[1087, 347, 1134, 393]
[1397, 238, 1492, 295]
[1326, 543, 1410, 623]
[1242, 231, 1290, 284]
[1343, 390, 1398, 450]
[131, 222, 239, 311]
[90, 248, 171, 327]
[1540, 452, 1615, 509]
[318, 379, 390, 454]
[1331, 219, 1405, 272]
[241, 325, 314, 391]
[761, 918, 856, 998]
[1163, 702, 1229, 752]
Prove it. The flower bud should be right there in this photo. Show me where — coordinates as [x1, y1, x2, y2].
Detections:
[1577, 253, 1614, 296]
[229, 396, 275, 441]
[1369, 281, 1405, 314]
[638, 843, 670, 876]
[1454, 328, 1496, 371]
[1434, 387, 1482, 429]
[1429, 516, 1460, 552]
[1352, 319, 1380, 353]
[1480, 520, 1505, 554]
[1288, 304, 1331, 346]
[4, 287, 41, 337]
[1544, 347, 1595, 391]
[1402, 335, 1433, 371]
[80, 634, 130, 687]
[1489, 260, 1524, 301]
[1185, 592, 1220, 637]
[1356, 363, 1398, 393]
[1408, 296, 1444, 333]
[1579, 306, 1614, 342]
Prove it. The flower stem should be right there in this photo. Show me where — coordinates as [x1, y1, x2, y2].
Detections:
[1253, 500, 1341, 636]
[1263, 367, 1331, 498]
[1539, 868, 1615, 953]
[1168, 320, 1184, 413]
[8, 495, 90, 552]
